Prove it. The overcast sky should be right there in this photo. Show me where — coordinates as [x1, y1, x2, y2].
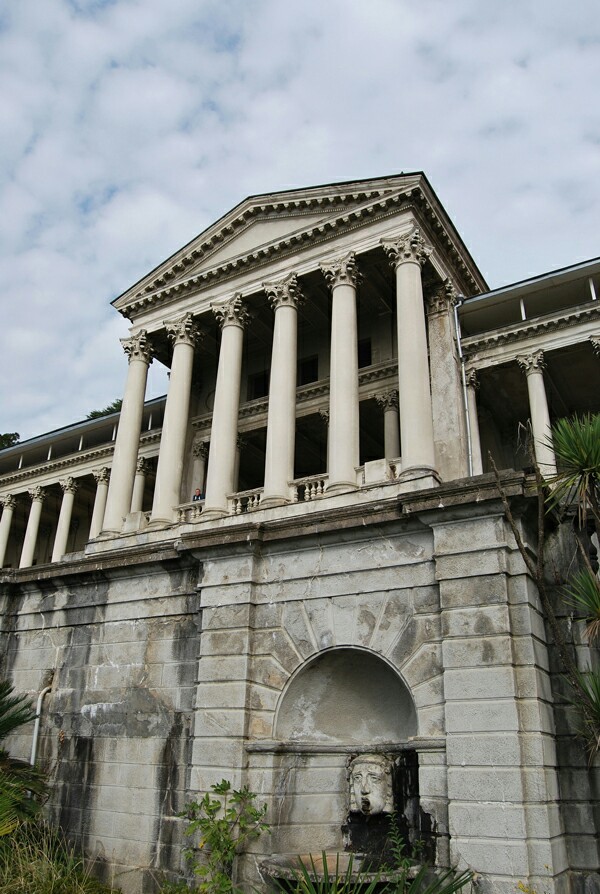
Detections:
[2, 0, 599, 442]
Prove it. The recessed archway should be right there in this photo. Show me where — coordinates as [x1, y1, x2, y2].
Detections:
[275, 647, 417, 745]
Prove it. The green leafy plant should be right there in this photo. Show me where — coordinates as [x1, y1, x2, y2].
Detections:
[272, 852, 382, 894]
[0, 681, 48, 836]
[492, 412, 600, 758]
[176, 779, 269, 894]
[0, 819, 120, 893]
[382, 817, 472, 894]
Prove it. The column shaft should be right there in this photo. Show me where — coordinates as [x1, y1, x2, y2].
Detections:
[131, 458, 149, 513]
[151, 315, 202, 524]
[382, 229, 436, 475]
[262, 275, 303, 506]
[89, 468, 110, 539]
[102, 332, 153, 533]
[517, 352, 557, 476]
[0, 495, 16, 568]
[376, 391, 400, 459]
[321, 253, 360, 493]
[466, 370, 483, 476]
[20, 488, 46, 568]
[52, 478, 77, 562]
[203, 296, 249, 518]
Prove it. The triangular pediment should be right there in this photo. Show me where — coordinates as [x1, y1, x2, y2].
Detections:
[187, 211, 332, 274]
[111, 172, 487, 317]
[113, 174, 426, 313]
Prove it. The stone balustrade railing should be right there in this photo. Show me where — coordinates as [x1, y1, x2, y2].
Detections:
[229, 488, 263, 515]
[292, 475, 328, 502]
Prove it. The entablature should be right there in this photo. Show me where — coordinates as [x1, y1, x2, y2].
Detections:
[462, 301, 600, 369]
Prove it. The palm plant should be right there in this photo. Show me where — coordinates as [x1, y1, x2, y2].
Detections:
[547, 413, 600, 757]
[0, 681, 48, 836]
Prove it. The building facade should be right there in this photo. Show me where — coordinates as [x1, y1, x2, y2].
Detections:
[1, 174, 599, 894]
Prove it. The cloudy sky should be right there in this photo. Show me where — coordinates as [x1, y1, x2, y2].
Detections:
[2, 0, 599, 442]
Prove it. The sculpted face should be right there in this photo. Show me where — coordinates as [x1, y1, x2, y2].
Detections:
[348, 754, 393, 815]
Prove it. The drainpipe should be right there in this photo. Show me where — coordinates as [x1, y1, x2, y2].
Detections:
[453, 297, 474, 477]
[30, 685, 52, 766]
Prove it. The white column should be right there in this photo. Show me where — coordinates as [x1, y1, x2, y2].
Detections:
[151, 314, 202, 524]
[262, 273, 304, 506]
[102, 331, 153, 533]
[0, 494, 16, 568]
[382, 228, 437, 478]
[89, 468, 110, 539]
[131, 457, 149, 513]
[51, 477, 78, 562]
[517, 350, 557, 477]
[203, 295, 249, 518]
[465, 369, 484, 476]
[321, 251, 360, 493]
[376, 390, 400, 459]
[20, 487, 46, 568]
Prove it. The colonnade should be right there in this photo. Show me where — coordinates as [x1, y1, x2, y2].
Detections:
[97, 227, 440, 526]
[465, 348, 559, 477]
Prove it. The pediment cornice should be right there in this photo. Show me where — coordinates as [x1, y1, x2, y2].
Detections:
[113, 175, 485, 321]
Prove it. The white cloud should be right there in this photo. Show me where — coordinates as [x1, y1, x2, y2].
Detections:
[1, 0, 599, 439]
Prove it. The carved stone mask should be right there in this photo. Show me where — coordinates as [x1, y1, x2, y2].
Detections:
[348, 754, 393, 815]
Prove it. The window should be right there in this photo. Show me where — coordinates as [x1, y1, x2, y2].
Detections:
[298, 355, 319, 386]
[247, 369, 269, 400]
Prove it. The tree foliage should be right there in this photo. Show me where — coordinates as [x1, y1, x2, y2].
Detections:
[492, 412, 600, 758]
[86, 399, 123, 420]
[0, 433, 20, 450]
[0, 681, 48, 836]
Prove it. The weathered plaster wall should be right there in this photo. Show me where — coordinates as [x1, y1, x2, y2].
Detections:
[1, 486, 598, 894]
[0, 551, 201, 893]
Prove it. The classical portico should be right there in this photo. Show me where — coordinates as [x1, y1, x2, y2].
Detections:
[1, 174, 599, 894]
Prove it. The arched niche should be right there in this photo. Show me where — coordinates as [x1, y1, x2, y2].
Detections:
[275, 648, 417, 744]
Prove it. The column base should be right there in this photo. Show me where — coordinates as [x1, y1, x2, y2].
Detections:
[397, 466, 441, 492]
[259, 495, 291, 509]
[121, 511, 149, 533]
[325, 480, 358, 496]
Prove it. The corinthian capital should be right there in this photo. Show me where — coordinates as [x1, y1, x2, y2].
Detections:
[320, 251, 361, 289]
[263, 273, 305, 310]
[0, 494, 16, 511]
[212, 293, 250, 329]
[193, 440, 209, 460]
[517, 350, 545, 375]
[381, 227, 432, 269]
[121, 330, 154, 365]
[426, 280, 458, 315]
[375, 390, 399, 411]
[465, 368, 479, 390]
[135, 457, 150, 475]
[59, 476, 78, 495]
[165, 313, 203, 348]
[28, 486, 46, 504]
[93, 467, 110, 486]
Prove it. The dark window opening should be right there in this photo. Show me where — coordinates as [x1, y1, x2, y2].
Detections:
[358, 338, 372, 368]
[298, 355, 319, 386]
[248, 370, 270, 400]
